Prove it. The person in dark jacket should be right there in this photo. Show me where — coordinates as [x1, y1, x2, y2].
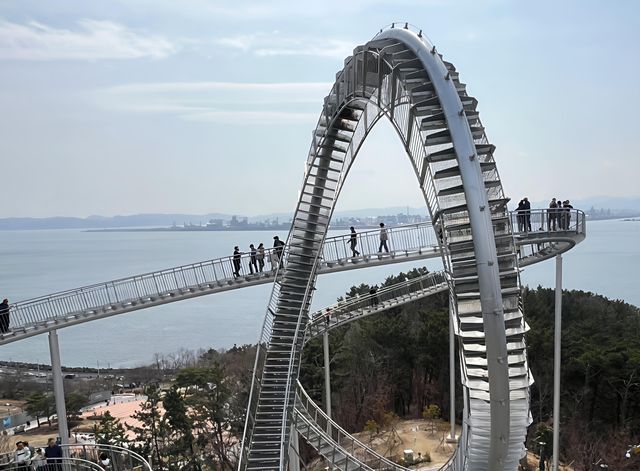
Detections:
[516, 200, 526, 232]
[232, 246, 241, 277]
[348, 227, 360, 257]
[522, 197, 532, 232]
[44, 438, 63, 471]
[273, 236, 285, 268]
[0, 299, 9, 333]
[548, 198, 558, 231]
[562, 200, 574, 230]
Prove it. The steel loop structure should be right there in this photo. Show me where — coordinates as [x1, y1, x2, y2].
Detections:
[0, 24, 589, 471]
[239, 24, 543, 471]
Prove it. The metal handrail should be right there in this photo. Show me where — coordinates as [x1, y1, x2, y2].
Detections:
[1, 211, 585, 340]
[305, 270, 447, 341]
[60, 444, 151, 471]
[0, 444, 151, 471]
[0, 457, 105, 471]
[2, 223, 436, 333]
[295, 381, 412, 471]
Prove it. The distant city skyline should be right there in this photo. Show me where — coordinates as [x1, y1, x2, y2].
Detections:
[1, 1, 638, 218]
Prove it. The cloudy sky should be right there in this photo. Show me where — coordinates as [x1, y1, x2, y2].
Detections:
[1, 0, 638, 218]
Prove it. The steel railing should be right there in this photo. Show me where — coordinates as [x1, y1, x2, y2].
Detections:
[295, 381, 412, 471]
[511, 209, 586, 262]
[0, 458, 106, 471]
[0, 444, 151, 471]
[60, 444, 151, 471]
[2, 223, 437, 334]
[1, 211, 586, 338]
[305, 270, 447, 341]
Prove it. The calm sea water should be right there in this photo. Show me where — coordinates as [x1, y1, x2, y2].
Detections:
[0, 220, 637, 367]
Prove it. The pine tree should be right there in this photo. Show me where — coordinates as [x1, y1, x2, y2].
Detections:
[93, 411, 128, 447]
[127, 385, 170, 470]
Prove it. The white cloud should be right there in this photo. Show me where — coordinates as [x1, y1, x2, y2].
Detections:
[0, 19, 177, 61]
[95, 81, 331, 124]
[213, 32, 354, 59]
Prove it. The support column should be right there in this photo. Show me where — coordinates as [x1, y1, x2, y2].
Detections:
[449, 305, 456, 441]
[323, 330, 332, 419]
[552, 255, 563, 471]
[48, 330, 69, 449]
[288, 425, 300, 471]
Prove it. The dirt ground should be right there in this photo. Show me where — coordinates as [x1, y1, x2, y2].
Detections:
[348, 418, 459, 470]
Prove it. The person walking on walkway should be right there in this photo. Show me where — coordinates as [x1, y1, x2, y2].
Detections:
[269, 250, 279, 272]
[325, 308, 331, 327]
[248, 244, 258, 274]
[522, 197, 532, 232]
[14, 442, 31, 471]
[44, 438, 62, 471]
[378, 223, 389, 253]
[348, 226, 360, 257]
[31, 449, 45, 469]
[0, 298, 9, 333]
[232, 246, 241, 277]
[548, 198, 558, 231]
[273, 236, 285, 268]
[257, 243, 265, 272]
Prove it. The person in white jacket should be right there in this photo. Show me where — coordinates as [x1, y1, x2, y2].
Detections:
[14, 442, 31, 471]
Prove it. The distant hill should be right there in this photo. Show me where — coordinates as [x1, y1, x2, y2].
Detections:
[0, 213, 233, 230]
[1, 197, 638, 230]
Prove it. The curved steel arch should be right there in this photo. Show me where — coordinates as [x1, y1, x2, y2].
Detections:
[240, 25, 528, 471]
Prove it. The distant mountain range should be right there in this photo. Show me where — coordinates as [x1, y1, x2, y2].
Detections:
[1, 197, 639, 230]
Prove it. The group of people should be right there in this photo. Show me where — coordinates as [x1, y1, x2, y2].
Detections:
[231, 223, 392, 278]
[347, 223, 390, 257]
[11, 438, 62, 471]
[547, 197, 574, 230]
[516, 197, 574, 232]
[231, 236, 285, 278]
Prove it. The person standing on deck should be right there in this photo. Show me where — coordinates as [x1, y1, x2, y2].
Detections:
[516, 199, 526, 232]
[522, 197, 532, 232]
[548, 198, 558, 231]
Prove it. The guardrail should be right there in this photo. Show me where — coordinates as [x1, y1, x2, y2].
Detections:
[1, 210, 586, 342]
[295, 381, 411, 471]
[0, 458, 106, 471]
[3, 223, 437, 333]
[306, 270, 447, 340]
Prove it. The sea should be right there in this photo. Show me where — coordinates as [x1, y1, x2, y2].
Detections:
[0, 219, 638, 368]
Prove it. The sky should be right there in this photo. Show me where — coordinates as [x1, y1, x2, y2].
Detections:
[0, 0, 638, 218]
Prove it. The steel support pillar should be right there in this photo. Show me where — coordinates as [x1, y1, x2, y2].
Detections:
[449, 305, 456, 441]
[552, 254, 563, 471]
[323, 330, 332, 419]
[288, 425, 300, 471]
[48, 330, 69, 448]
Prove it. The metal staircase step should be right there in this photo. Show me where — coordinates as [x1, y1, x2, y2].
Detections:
[434, 161, 497, 180]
